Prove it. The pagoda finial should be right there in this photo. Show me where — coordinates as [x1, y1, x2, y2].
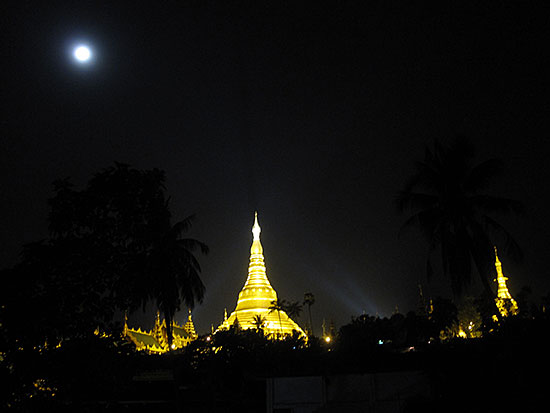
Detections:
[252, 211, 261, 241]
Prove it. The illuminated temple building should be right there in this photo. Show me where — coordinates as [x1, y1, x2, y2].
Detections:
[124, 310, 198, 353]
[493, 246, 519, 319]
[218, 213, 305, 337]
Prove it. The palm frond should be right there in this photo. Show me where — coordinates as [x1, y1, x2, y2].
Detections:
[397, 207, 441, 242]
[401, 161, 440, 194]
[464, 158, 504, 192]
[467, 220, 497, 295]
[481, 215, 523, 263]
[177, 238, 210, 255]
[170, 215, 197, 238]
[471, 195, 524, 216]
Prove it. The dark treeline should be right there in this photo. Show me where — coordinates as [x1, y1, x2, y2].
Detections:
[2, 305, 548, 412]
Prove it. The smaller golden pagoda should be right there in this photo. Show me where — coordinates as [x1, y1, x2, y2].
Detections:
[493, 246, 519, 319]
[124, 310, 198, 354]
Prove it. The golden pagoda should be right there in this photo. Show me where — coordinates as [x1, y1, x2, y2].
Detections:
[218, 212, 305, 338]
[493, 246, 519, 319]
[124, 310, 198, 354]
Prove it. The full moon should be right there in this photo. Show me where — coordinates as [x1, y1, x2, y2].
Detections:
[73, 45, 92, 62]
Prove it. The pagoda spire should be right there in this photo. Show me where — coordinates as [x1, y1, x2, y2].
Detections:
[237, 212, 276, 309]
[493, 246, 519, 318]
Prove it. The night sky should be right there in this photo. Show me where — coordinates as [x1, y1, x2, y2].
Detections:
[2, 2, 549, 334]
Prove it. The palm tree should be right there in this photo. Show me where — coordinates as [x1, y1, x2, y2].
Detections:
[284, 301, 303, 320]
[303, 292, 315, 336]
[252, 314, 266, 334]
[269, 299, 287, 336]
[148, 214, 209, 345]
[396, 139, 522, 299]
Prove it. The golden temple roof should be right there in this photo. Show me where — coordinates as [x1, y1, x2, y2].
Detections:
[125, 311, 197, 353]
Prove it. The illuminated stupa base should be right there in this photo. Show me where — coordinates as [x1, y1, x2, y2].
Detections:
[218, 213, 305, 337]
[220, 308, 303, 336]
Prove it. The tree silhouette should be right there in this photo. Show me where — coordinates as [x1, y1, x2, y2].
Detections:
[283, 300, 303, 320]
[252, 314, 266, 334]
[147, 215, 208, 345]
[429, 297, 458, 340]
[269, 299, 287, 336]
[303, 292, 315, 336]
[397, 139, 523, 298]
[4, 163, 208, 347]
